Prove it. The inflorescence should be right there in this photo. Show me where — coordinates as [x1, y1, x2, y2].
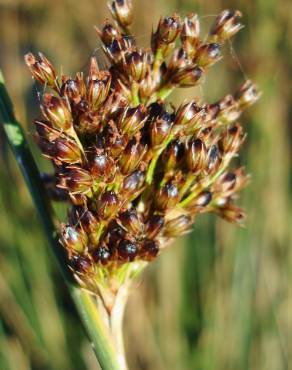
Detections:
[25, 1, 260, 292]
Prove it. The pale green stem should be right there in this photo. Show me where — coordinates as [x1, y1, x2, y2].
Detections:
[131, 81, 140, 106]
[146, 134, 174, 185]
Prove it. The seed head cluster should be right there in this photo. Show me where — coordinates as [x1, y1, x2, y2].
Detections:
[25, 1, 259, 291]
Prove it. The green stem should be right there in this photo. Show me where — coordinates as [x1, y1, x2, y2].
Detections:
[157, 84, 174, 100]
[131, 81, 140, 106]
[0, 70, 122, 370]
[146, 134, 174, 185]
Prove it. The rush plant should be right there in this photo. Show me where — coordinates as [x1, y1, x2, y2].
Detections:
[0, 1, 259, 369]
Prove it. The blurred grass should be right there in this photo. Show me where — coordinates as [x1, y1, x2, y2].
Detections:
[0, 0, 291, 369]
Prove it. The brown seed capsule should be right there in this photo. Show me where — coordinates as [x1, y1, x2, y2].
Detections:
[181, 14, 200, 58]
[104, 39, 126, 64]
[89, 153, 116, 180]
[96, 191, 120, 220]
[216, 204, 246, 226]
[34, 120, 61, 142]
[171, 65, 203, 87]
[146, 214, 164, 239]
[119, 210, 143, 235]
[192, 191, 213, 208]
[97, 21, 121, 46]
[235, 80, 261, 109]
[142, 239, 159, 260]
[162, 139, 184, 172]
[186, 138, 207, 173]
[118, 105, 147, 135]
[92, 244, 111, 265]
[151, 112, 173, 148]
[216, 95, 241, 124]
[61, 76, 86, 102]
[61, 225, 88, 253]
[174, 101, 202, 131]
[87, 71, 111, 109]
[164, 215, 192, 237]
[206, 145, 221, 173]
[167, 48, 190, 76]
[156, 182, 179, 210]
[118, 239, 138, 261]
[119, 137, 147, 175]
[195, 43, 221, 67]
[153, 15, 182, 47]
[219, 123, 245, 155]
[41, 94, 73, 132]
[124, 50, 148, 82]
[210, 10, 243, 42]
[58, 166, 93, 194]
[215, 172, 237, 193]
[108, 222, 127, 248]
[122, 170, 145, 196]
[54, 138, 82, 164]
[109, 0, 133, 29]
[25, 52, 58, 88]
[71, 255, 93, 274]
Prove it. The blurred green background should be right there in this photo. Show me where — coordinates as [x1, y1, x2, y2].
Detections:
[0, 0, 291, 369]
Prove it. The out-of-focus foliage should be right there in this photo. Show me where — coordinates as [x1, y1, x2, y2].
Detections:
[0, 0, 291, 370]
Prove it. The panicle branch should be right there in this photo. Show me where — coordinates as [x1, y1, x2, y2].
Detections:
[25, 2, 260, 297]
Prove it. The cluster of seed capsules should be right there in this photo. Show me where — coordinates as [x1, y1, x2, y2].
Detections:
[25, 0, 260, 286]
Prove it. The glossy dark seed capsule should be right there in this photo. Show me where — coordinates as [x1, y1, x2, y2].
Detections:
[164, 215, 192, 237]
[41, 94, 73, 132]
[156, 182, 179, 210]
[194, 191, 213, 207]
[109, 0, 133, 29]
[142, 240, 159, 260]
[71, 255, 93, 274]
[118, 105, 147, 135]
[58, 166, 93, 194]
[108, 224, 126, 248]
[162, 140, 184, 172]
[98, 21, 121, 46]
[92, 245, 111, 265]
[118, 239, 138, 261]
[61, 225, 88, 253]
[206, 145, 220, 173]
[122, 170, 145, 196]
[119, 137, 147, 175]
[124, 51, 148, 82]
[54, 138, 82, 164]
[153, 15, 182, 47]
[89, 153, 116, 180]
[146, 215, 164, 239]
[195, 43, 221, 67]
[87, 71, 111, 109]
[171, 65, 203, 87]
[96, 191, 120, 220]
[119, 210, 143, 235]
[61, 79, 79, 100]
[174, 101, 202, 131]
[34, 120, 61, 142]
[151, 112, 173, 148]
[218, 172, 237, 193]
[186, 138, 207, 173]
